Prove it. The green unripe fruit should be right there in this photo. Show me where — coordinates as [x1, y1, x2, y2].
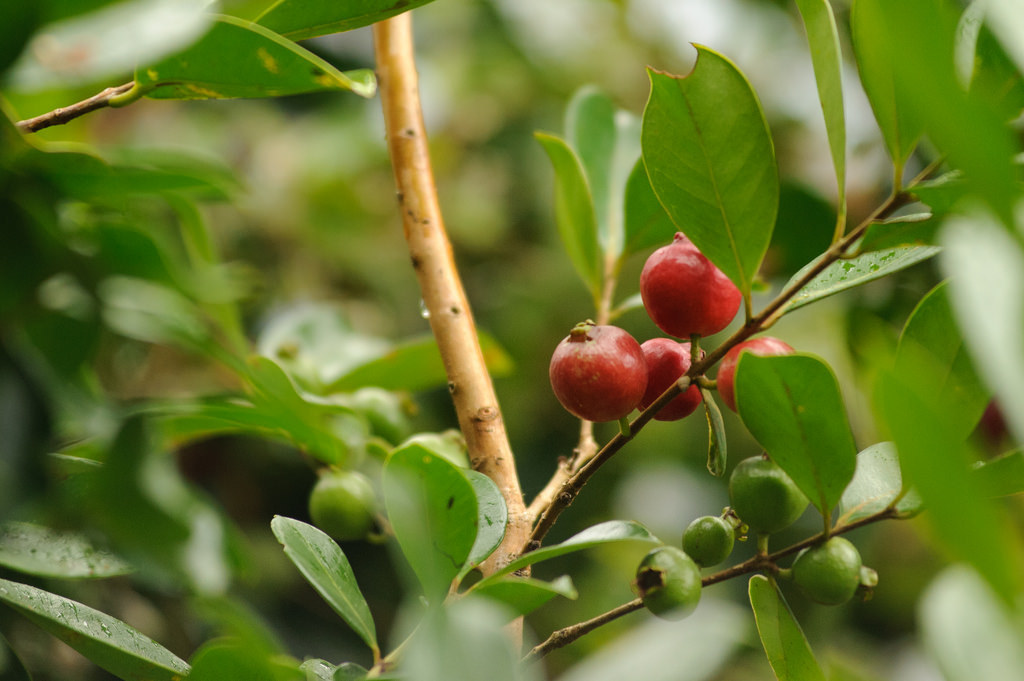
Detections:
[792, 536, 863, 605]
[308, 469, 377, 541]
[682, 515, 735, 567]
[634, 546, 702, 620]
[728, 456, 808, 535]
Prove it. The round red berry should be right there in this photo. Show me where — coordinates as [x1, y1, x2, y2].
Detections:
[638, 338, 703, 421]
[640, 233, 742, 338]
[549, 321, 648, 422]
[717, 336, 795, 412]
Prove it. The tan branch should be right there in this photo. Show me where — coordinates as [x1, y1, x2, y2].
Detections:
[15, 81, 135, 133]
[372, 14, 529, 576]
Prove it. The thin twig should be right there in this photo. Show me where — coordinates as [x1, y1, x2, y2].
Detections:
[524, 179, 933, 551]
[372, 14, 529, 578]
[523, 598, 644, 663]
[526, 505, 900, 662]
[15, 81, 135, 133]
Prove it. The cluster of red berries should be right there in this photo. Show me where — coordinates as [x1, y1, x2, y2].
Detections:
[550, 232, 793, 421]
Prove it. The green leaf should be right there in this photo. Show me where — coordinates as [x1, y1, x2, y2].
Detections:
[256, 0, 438, 41]
[858, 213, 937, 253]
[794, 0, 846, 229]
[7, 0, 213, 91]
[326, 332, 514, 394]
[940, 211, 1024, 447]
[300, 659, 369, 681]
[748, 575, 827, 681]
[478, 520, 661, 584]
[837, 442, 922, 526]
[871, 0, 1019, 224]
[919, 566, 1024, 681]
[895, 280, 989, 440]
[382, 444, 478, 602]
[780, 245, 941, 315]
[457, 471, 507, 581]
[851, 0, 922, 174]
[642, 47, 779, 298]
[535, 132, 602, 303]
[557, 598, 749, 681]
[0, 522, 133, 579]
[188, 639, 302, 681]
[622, 158, 676, 258]
[735, 354, 857, 518]
[564, 86, 641, 260]
[0, 577, 191, 681]
[911, 171, 970, 217]
[972, 450, 1024, 498]
[875, 367, 1024, 604]
[137, 15, 376, 101]
[471, 575, 577, 618]
[702, 387, 727, 477]
[98, 276, 211, 352]
[270, 517, 378, 654]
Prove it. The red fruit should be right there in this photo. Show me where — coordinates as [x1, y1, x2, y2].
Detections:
[549, 321, 647, 422]
[640, 233, 742, 338]
[717, 336, 795, 412]
[638, 338, 704, 421]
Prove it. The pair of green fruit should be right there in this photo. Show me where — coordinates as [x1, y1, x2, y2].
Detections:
[636, 455, 866, 619]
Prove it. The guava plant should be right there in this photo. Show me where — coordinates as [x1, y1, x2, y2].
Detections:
[1, 0, 1024, 680]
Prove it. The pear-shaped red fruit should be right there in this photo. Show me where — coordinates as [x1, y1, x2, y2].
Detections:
[638, 338, 703, 421]
[640, 233, 742, 338]
[716, 336, 795, 412]
[549, 321, 647, 422]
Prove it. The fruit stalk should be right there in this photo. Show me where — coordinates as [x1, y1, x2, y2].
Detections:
[373, 14, 529, 578]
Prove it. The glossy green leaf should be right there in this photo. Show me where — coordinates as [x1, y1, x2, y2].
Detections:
[622, 158, 676, 257]
[188, 639, 302, 681]
[256, 0, 438, 41]
[471, 575, 577, 618]
[872, 0, 1019, 225]
[972, 450, 1024, 498]
[0, 522, 132, 579]
[382, 444, 478, 602]
[940, 211, 1024, 447]
[397, 430, 469, 469]
[895, 281, 989, 441]
[458, 470, 507, 581]
[7, 0, 212, 91]
[0, 577, 191, 681]
[535, 132, 602, 302]
[919, 566, 1024, 681]
[911, 171, 970, 216]
[735, 354, 857, 517]
[642, 47, 779, 298]
[794, 0, 846, 228]
[837, 442, 922, 526]
[300, 659, 369, 681]
[702, 387, 727, 477]
[850, 0, 922, 173]
[480, 520, 661, 584]
[875, 367, 1023, 604]
[558, 598, 749, 681]
[749, 575, 827, 681]
[327, 332, 514, 394]
[271, 517, 378, 654]
[137, 15, 375, 101]
[781, 245, 941, 315]
[858, 213, 936, 253]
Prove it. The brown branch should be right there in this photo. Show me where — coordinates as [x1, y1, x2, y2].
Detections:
[523, 598, 644, 663]
[524, 183, 924, 551]
[526, 505, 901, 662]
[372, 15, 529, 577]
[15, 81, 135, 133]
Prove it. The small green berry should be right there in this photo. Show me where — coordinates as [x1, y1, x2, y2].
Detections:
[308, 469, 377, 541]
[634, 546, 702, 620]
[682, 515, 735, 567]
[728, 456, 808, 535]
[792, 536, 863, 605]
